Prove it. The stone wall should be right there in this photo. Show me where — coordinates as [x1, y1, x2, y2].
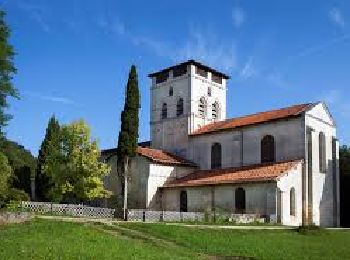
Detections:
[163, 182, 277, 215]
[277, 162, 303, 226]
[189, 117, 304, 170]
[0, 212, 33, 224]
[305, 102, 339, 227]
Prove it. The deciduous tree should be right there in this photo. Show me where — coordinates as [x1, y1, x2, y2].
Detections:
[0, 9, 18, 136]
[0, 152, 11, 204]
[340, 145, 350, 175]
[43, 120, 110, 202]
[0, 139, 36, 198]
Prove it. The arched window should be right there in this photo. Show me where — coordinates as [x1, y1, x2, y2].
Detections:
[290, 187, 295, 216]
[169, 86, 173, 96]
[198, 97, 207, 118]
[176, 98, 184, 116]
[261, 135, 275, 163]
[180, 190, 187, 212]
[162, 103, 167, 119]
[235, 187, 246, 213]
[212, 102, 220, 120]
[319, 132, 326, 173]
[208, 87, 212, 96]
[211, 143, 222, 169]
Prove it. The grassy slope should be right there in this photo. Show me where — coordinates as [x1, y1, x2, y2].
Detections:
[0, 219, 195, 260]
[120, 223, 350, 260]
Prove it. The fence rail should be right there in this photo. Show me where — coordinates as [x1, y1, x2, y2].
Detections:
[20, 202, 276, 223]
[127, 209, 274, 223]
[21, 201, 115, 219]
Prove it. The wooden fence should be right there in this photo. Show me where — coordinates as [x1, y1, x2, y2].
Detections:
[21, 201, 115, 219]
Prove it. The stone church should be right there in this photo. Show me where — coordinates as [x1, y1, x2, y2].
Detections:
[102, 60, 340, 227]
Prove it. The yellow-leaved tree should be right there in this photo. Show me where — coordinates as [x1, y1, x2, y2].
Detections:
[43, 120, 111, 203]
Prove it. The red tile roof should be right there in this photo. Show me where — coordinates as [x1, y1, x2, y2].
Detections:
[164, 159, 302, 187]
[191, 103, 315, 136]
[137, 147, 197, 167]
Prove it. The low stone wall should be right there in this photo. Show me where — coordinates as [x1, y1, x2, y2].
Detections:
[0, 212, 33, 224]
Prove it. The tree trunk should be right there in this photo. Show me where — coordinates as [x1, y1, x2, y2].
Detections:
[123, 156, 129, 221]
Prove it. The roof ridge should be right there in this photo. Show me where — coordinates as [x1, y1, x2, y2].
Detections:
[191, 102, 316, 136]
[137, 146, 197, 167]
[173, 158, 303, 183]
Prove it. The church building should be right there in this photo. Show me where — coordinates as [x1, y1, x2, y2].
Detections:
[102, 60, 340, 227]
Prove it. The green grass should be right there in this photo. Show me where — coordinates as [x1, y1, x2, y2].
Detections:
[0, 219, 197, 259]
[1, 218, 350, 260]
[120, 223, 350, 260]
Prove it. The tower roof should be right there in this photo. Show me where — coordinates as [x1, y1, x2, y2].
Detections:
[148, 59, 230, 79]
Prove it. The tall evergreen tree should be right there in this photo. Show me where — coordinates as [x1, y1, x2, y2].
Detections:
[0, 9, 18, 136]
[35, 115, 60, 201]
[117, 65, 140, 219]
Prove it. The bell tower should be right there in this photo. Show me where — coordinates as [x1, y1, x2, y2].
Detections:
[149, 60, 229, 158]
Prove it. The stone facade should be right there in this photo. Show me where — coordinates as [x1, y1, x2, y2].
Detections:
[102, 60, 339, 227]
[150, 62, 227, 158]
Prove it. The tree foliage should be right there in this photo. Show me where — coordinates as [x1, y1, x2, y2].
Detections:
[116, 65, 140, 212]
[117, 65, 140, 159]
[36, 115, 60, 201]
[340, 145, 350, 175]
[0, 138, 36, 197]
[0, 9, 18, 136]
[0, 152, 12, 202]
[43, 120, 111, 202]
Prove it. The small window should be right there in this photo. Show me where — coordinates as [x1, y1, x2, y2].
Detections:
[176, 98, 184, 116]
[212, 102, 219, 120]
[235, 187, 246, 214]
[319, 132, 326, 173]
[208, 87, 212, 96]
[212, 73, 222, 84]
[261, 135, 275, 163]
[162, 103, 167, 119]
[211, 143, 222, 169]
[180, 190, 188, 212]
[169, 87, 173, 96]
[198, 97, 207, 118]
[290, 188, 295, 216]
[156, 71, 169, 84]
[173, 65, 187, 77]
[195, 66, 208, 78]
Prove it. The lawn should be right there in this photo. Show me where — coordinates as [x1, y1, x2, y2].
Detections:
[120, 222, 350, 260]
[1, 218, 350, 260]
[0, 219, 197, 259]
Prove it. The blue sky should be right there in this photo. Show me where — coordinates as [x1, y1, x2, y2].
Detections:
[1, 0, 350, 155]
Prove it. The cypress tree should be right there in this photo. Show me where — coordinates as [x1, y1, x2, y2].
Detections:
[35, 115, 60, 201]
[0, 9, 18, 136]
[117, 65, 140, 219]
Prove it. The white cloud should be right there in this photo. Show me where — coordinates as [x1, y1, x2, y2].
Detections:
[239, 56, 256, 79]
[329, 7, 345, 28]
[23, 91, 77, 106]
[113, 26, 237, 72]
[174, 29, 236, 71]
[232, 6, 245, 28]
[285, 34, 350, 65]
[14, 2, 51, 33]
[319, 89, 350, 119]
